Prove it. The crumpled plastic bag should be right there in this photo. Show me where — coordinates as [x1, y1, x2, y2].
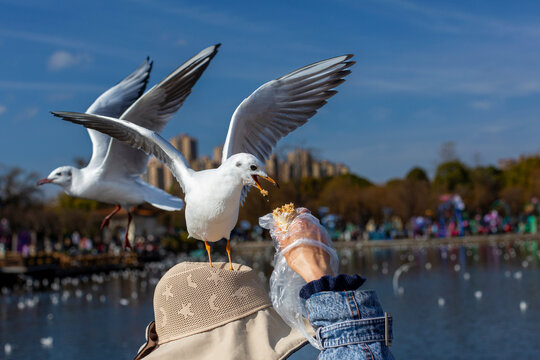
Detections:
[259, 208, 339, 350]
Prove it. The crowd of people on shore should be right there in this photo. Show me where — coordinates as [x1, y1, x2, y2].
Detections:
[1, 202, 539, 258]
[0, 217, 161, 258]
[354, 211, 535, 241]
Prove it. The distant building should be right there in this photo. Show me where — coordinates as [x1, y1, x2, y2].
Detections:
[265, 154, 279, 179]
[170, 134, 197, 165]
[212, 146, 223, 163]
[144, 134, 349, 190]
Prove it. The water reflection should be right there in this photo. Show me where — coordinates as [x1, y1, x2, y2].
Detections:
[1, 239, 538, 359]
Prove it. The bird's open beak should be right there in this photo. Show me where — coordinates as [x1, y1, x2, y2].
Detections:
[37, 178, 53, 186]
[251, 175, 279, 200]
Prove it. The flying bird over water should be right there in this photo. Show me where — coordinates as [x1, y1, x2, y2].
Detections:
[52, 53, 354, 266]
[40, 44, 221, 249]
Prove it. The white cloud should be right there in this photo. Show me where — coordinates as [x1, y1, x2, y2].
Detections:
[13, 106, 39, 122]
[175, 39, 188, 46]
[127, 0, 265, 31]
[470, 101, 492, 110]
[355, 64, 540, 97]
[369, 107, 392, 121]
[0, 28, 138, 60]
[47, 50, 92, 71]
[373, 0, 540, 38]
[0, 80, 103, 92]
[47, 92, 75, 102]
[481, 124, 507, 134]
[0, 105, 6, 115]
[23, 107, 38, 118]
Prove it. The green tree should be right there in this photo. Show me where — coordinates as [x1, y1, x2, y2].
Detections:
[0, 165, 42, 207]
[468, 166, 502, 212]
[434, 160, 470, 192]
[406, 167, 429, 183]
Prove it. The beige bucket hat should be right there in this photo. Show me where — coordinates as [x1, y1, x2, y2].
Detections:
[135, 262, 308, 360]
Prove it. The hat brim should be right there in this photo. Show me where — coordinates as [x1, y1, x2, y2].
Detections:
[140, 307, 308, 360]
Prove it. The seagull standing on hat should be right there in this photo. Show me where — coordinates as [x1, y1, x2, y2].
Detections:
[39, 45, 220, 249]
[52, 53, 355, 269]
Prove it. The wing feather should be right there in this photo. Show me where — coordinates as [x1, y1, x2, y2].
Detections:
[100, 44, 220, 178]
[84, 58, 153, 169]
[222, 55, 354, 163]
[52, 112, 193, 193]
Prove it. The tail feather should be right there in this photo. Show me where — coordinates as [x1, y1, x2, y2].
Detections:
[139, 180, 184, 211]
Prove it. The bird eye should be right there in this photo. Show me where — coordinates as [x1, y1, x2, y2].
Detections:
[236, 162, 242, 167]
[250, 165, 257, 171]
[56, 172, 61, 176]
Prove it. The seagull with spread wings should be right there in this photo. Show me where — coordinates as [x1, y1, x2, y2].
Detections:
[52, 53, 354, 266]
[40, 44, 220, 249]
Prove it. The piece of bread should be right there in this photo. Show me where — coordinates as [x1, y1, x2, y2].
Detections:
[272, 203, 298, 231]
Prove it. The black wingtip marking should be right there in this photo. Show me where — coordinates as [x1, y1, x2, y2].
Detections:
[138, 60, 153, 98]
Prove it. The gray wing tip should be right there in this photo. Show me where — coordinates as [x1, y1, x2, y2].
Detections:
[198, 43, 221, 59]
[207, 43, 221, 58]
[51, 110, 69, 117]
[138, 57, 153, 97]
[278, 53, 355, 81]
[51, 111, 87, 124]
[343, 61, 355, 70]
[145, 56, 154, 73]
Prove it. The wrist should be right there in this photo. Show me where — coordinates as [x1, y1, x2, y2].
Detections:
[299, 265, 334, 283]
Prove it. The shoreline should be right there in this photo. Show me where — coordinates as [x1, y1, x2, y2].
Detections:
[232, 233, 540, 253]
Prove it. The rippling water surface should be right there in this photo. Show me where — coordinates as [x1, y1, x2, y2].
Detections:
[1, 240, 539, 359]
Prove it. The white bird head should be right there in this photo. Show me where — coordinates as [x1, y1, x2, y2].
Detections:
[224, 153, 279, 198]
[37, 166, 76, 188]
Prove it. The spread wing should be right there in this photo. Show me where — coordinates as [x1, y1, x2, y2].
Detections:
[84, 58, 153, 169]
[52, 112, 194, 193]
[99, 44, 220, 178]
[222, 55, 354, 163]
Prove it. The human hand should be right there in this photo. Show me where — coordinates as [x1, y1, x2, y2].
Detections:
[273, 209, 335, 283]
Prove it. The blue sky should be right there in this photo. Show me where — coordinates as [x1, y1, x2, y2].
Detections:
[2, 0, 540, 185]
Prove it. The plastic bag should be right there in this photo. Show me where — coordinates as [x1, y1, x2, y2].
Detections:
[259, 208, 339, 350]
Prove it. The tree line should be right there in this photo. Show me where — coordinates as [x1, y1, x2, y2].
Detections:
[1, 151, 539, 237]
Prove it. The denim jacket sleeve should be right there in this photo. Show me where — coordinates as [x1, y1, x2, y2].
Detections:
[303, 280, 395, 360]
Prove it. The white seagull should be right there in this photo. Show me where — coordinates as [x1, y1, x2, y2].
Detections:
[52, 54, 354, 267]
[40, 44, 220, 249]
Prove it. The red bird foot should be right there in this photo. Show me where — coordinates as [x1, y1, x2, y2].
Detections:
[123, 236, 132, 251]
[100, 218, 110, 230]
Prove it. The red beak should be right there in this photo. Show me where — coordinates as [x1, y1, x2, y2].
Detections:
[37, 178, 53, 186]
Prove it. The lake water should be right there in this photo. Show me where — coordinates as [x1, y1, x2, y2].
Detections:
[1, 240, 539, 359]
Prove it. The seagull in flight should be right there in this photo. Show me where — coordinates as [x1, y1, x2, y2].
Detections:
[40, 44, 220, 249]
[52, 53, 354, 266]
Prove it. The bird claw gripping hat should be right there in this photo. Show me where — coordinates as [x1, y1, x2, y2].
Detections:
[134, 262, 308, 360]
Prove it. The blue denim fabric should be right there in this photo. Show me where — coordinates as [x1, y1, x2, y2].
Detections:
[305, 289, 395, 360]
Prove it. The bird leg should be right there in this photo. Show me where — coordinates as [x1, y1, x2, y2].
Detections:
[226, 238, 233, 271]
[204, 241, 213, 267]
[123, 211, 133, 250]
[100, 204, 122, 230]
